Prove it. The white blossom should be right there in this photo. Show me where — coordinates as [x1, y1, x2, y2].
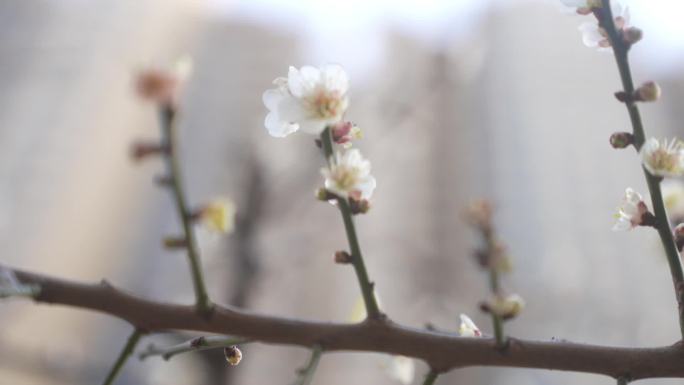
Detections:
[578, 2, 629, 50]
[458, 314, 482, 337]
[322, 149, 376, 200]
[484, 294, 525, 319]
[640, 138, 684, 177]
[612, 188, 648, 231]
[263, 65, 349, 138]
[199, 198, 236, 234]
[384, 356, 415, 385]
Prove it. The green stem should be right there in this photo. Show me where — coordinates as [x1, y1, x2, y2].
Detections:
[320, 128, 381, 319]
[617, 376, 629, 385]
[159, 107, 212, 315]
[101, 329, 143, 385]
[422, 370, 439, 385]
[600, 0, 684, 338]
[291, 346, 323, 385]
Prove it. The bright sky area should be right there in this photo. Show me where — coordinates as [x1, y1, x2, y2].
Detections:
[206, 0, 684, 78]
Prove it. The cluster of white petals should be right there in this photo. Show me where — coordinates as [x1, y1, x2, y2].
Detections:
[263, 65, 349, 138]
[612, 188, 649, 231]
[486, 294, 526, 318]
[576, 1, 630, 50]
[322, 149, 376, 200]
[458, 314, 482, 337]
[640, 138, 684, 177]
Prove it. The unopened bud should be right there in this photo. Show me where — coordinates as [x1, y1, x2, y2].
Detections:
[675, 223, 684, 251]
[349, 198, 371, 215]
[614, 91, 632, 103]
[609, 132, 634, 149]
[334, 250, 353, 264]
[480, 294, 525, 320]
[623, 27, 643, 45]
[224, 346, 242, 366]
[163, 236, 188, 249]
[130, 141, 168, 162]
[465, 199, 493, 229]
[635, 81, 661, 102]
[316, 188, 337, 202]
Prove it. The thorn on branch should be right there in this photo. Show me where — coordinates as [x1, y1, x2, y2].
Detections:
[154, 175, 174, 187]
[163, 236, 188, 249]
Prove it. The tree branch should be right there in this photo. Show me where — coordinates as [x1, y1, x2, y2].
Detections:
[159, 106, 212, 314]
[138, 335, 247, 361]
[319, 127, 382, 319]
[8, 265, 684, 380]
[599, 0, 684, 338]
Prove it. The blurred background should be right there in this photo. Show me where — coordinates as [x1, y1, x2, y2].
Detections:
[1, 0, 684, 384]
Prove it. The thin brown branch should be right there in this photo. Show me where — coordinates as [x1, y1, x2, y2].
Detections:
[9, 265, 684, 380]
[139, 335, 247, 361]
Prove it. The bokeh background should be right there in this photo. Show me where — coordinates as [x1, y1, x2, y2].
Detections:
[1, 0, 684, 384]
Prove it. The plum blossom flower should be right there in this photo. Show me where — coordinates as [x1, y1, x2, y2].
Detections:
[322, 149, 376, 200]
[384, 356, 415, 385]
[458, 314, 482, 337]
[640, 138, 684, 177]
[198, 198, 236, 234]
[560, 0, 601, 15]
[612, 188, 650, 231]
[263, 65, 349, 137]
[578, 2, 629, 50]
[135, 56, 193, 106]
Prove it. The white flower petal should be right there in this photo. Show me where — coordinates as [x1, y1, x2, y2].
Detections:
[265, 112, 298, 138]
[459, 314, 482, 337]
[288, 65, 320, 98]
[298, 119, 329, 135]
[262, 88, 284, 110]
[612, 216, 632, 231]
[321, 64, 349, 94]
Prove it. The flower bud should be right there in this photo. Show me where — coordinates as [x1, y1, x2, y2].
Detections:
[635, 81, 661, 102]
[224, 346, 242, 366]
[481, 294, 525, 320]
[316, 188, 338, 202]
[458, 314, 482, 337]
[349, 197, 371, 215]
[130, 141, 168, 162]
[194, 198, 236, 234]
[675, 223, 684, 251]
[623, 27, 643, 45]
[334, 250, 353, 264]
[609, 132, 634, 149]
[465, 199, 493, 230]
